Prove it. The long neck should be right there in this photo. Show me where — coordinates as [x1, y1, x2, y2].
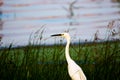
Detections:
[65, 38, 73, 64]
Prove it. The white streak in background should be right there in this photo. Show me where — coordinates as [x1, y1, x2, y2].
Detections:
[0, 0, 120, 47]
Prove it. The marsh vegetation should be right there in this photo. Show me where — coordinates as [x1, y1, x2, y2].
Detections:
[0, 34, 120, 80]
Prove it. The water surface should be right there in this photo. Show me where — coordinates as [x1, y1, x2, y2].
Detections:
[0, 0, 120, 47]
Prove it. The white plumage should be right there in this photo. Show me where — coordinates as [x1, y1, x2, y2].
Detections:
[51, 33, 87, 80]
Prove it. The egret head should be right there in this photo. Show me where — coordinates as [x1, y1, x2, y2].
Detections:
[51, 33, 70, 40]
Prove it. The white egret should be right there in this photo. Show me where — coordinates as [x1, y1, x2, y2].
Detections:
[51, 33, 87, 80]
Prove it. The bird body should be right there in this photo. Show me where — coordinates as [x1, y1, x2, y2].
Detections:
[51, 33, 87, 80]
[68, 61, 87, 80]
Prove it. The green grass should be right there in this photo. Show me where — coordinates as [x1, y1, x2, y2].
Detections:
[0, 27, 120, 80]
[0, 40, 120, 80]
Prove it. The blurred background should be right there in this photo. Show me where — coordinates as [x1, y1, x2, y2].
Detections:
[0, 0, 120, 47]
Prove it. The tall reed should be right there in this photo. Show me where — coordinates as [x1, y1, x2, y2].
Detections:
[0, 28, 120, 80]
